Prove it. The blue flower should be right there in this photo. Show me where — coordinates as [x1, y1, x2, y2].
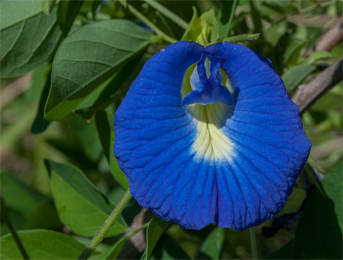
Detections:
[114, 41, 311, 231]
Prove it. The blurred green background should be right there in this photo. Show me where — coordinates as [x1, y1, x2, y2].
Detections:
[1, 0, 342, 259]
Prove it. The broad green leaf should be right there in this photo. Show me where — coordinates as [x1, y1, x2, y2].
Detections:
[150, 236, 190, 260]
[76, 52, 144, 112]
[95, 111, 129, 189]
[97, 235, 129, 260]
[42, 0, 57, 16]
[321, 161, 342, 228]
[294, 190, 342, 259]
[282, 64, 316, 92]
[196, 227, 224, 260]
[46, 160, 128, 237]
[217, 0, 238, 38]
[294, 162, 343, 259]
[1, 171, 62, 233]
[0, 230, 88, 259]
[44, 19, 153, 121]
[0, 1, 63, 78]
[141, 216, 169, 260]
[275, 188, 306, 217]
[31, 70, 52, 134]
[268, 240, 294, 259]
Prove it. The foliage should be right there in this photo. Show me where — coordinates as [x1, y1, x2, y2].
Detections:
[1, 0, 342, 259]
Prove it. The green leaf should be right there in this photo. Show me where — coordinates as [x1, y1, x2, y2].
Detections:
[200, 8, 219, 44]
[0, 1, 63, 78]
[72, 114, 103, 162]
[1, 171, 62, 233]
[44, 19, 152, 121]
[45, 160, 128, 237]
[294, 191, 342, 258]
[321, 161, 342, 228]
[216, 0, 238, 38]
[24, 63, 51, 102]
[150, 236, 190, 260]
[76, 52, 144, 112]
[196, 227, 224, 260]
[42, 0, 57, 16]
[141, 216, 169, 260]
[304, 162, 325, 195]
[302, 50, 332, 65]
[31, 70, 52, 134]
[95, 111, 129, 189]
[57, 0, 84, 37]
[97, 235, 129, 260]
[262, 1, 287, 15]
[294, 162, 343, 259]
[275, 188, 306, 217]
[181, 8, 219, 45]
[0, 230, 89, 259]
[284, 41, 306, 66]
[281, 64, 316, 92]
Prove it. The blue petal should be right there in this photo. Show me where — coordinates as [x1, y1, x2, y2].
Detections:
[114, 41, 311, 231]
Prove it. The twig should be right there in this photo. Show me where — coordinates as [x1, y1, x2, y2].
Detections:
[303, 14, 343, 57]
[292, 58, 343, 114]
[1, 196, 30, 260]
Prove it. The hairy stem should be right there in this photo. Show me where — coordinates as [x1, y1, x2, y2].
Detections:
[77, 189, 132, 260]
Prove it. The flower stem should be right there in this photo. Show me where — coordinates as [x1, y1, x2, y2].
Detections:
[77, 189, 132, 260]
[143, 0, 188, 29]
[249, 227, 258, 260]
[0, 196, 30, 260]
[127, 3, 177, 44]
[227, 0, 238, 36]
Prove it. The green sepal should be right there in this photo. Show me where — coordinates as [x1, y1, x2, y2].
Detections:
[181, 7, 219, 46]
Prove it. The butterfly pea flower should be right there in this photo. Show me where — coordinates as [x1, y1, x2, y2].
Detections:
[114, 41, 311, 231]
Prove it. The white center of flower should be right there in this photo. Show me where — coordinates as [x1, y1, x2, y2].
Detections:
[181, 63, 235, 162]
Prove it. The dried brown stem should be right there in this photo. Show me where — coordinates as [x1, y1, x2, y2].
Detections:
[292, 57, 343, 114]
[303, 14, 343, 57]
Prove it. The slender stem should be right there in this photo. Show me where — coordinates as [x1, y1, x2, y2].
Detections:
[227, 0, 238, 36]
[120, 0, 178, 43]
[127, 4, 177, 44]
[249, 228, 258, 260]
[77, 189, 132, 260]
[0, 196, 30, 260]
[127, 222, 150, 239]
[143, 0, 188, 29]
